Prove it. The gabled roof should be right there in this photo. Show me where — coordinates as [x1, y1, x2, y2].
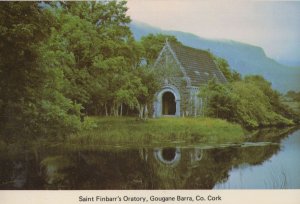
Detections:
[166, 41, 227, 86]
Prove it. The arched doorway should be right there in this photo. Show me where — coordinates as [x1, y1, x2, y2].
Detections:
[162, 92, 176, 115]
[154, 147, 181, 166]
[153, 85, 180, 117]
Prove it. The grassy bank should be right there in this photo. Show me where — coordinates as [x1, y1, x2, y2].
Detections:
[67, 117, 245, 147]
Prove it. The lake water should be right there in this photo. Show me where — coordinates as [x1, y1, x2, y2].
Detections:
[0, 127, 299, 189]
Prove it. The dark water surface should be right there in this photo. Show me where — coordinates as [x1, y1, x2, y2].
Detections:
[0, 128, 300, 189]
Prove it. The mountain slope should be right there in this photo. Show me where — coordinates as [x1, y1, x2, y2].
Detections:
[130, 21, 300, 93]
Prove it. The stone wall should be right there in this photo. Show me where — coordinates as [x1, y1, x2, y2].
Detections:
[153, 45, 202, 117]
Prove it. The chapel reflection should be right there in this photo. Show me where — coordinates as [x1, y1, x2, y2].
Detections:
[0, 127, 296, 190]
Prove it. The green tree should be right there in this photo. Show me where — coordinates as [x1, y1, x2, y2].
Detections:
[245, 76, 299, 123]
[200, 79, 238, 120]
[140, 34, 179, 65]
[0, 2, 81, 139]
[46, 1, 140, 117]
[45, 11, 99, 107]
[135, 67, 160, 119]
[286, 91, 300, 102]
[200, 75, 294, 128]
[214, 57, 241, 82]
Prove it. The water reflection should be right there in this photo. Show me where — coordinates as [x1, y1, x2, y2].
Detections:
[0, 127, 299, 189]
[153, 147, 182, 166]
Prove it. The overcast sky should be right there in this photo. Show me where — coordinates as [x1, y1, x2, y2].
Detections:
[126, 0, 300, 66]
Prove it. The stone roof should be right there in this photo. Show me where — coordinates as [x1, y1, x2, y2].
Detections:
[168, 41, 227, 86]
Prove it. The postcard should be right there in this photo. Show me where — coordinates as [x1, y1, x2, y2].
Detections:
[0, 1, 299, 203]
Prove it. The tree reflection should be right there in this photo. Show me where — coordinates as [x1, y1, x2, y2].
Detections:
[0, 127, 298, 189]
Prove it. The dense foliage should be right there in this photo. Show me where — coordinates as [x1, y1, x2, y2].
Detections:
[200, 69, 296, 128]
[213, 57, 241, 82]
[283, 91, 300, 121]
[0, 2, 82, 138]
[286, 91, 300, 102]
[0, 1, 159, 139]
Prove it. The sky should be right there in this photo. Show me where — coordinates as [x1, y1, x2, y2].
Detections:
[126, 0, 300, 66]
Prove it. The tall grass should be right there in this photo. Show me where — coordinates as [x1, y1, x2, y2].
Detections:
[67, 117, 245, 147]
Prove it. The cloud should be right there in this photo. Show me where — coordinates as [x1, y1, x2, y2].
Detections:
[127, 0, 300, 66]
